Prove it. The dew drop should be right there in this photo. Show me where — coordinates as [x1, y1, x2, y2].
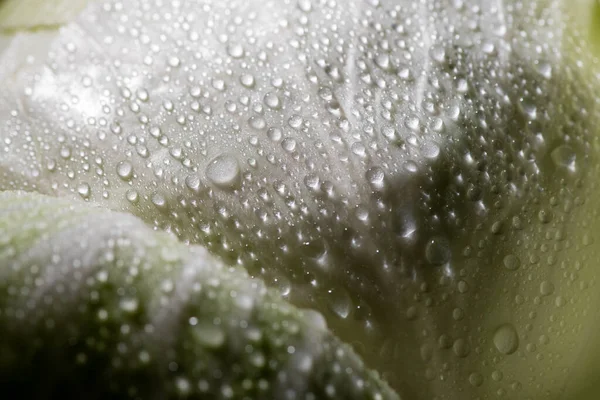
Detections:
[425, 237, 451, 266]
[503, 254, 520, 271]
[453, 338, 470, 358]
[185, 175, 201, 191]
[375, 53, 391, 70]
[267, 127, 283, 142]
[282, 138, 297, 153]
[126, 189, 139, 203]
[469, 372, 484, 387]
[327, 288, 352, 319]
[77, 183, 91, 199]
[227, 43, 244, 59]
[264, 92, 281, 109]
[540, 281, 555, 296]
[249, 116, 267, 130]
[551, 145, 576, 171]
[116, 161, 133, 181]
[240, 74, 255, 88]
[493, 323, 519, 355]
[206, 154, 241, 190]
[151, 192, 166, 208]
[288, 115, 303, 129]
[365, 167, 385, 190]
[298, 0, 312, 12]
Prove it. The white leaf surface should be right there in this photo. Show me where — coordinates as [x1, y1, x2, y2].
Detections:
[0, 0, 599, 398]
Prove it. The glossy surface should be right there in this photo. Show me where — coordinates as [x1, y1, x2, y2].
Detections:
[0, 0, 599, 398]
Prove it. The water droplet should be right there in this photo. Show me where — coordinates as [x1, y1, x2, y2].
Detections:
[116, 161, 133, 181]
[185, 175, 201, 191]
[227, 43, 244, 59]
[365, 167, 385, 190]
[425, 237, 451, 265]
[469, 372, 484, 387]
[126, 189, 139, 203]
[453, 338, 470, 358]
[551, 145, 576, 171]
[240, 74, 255, 88]
[298, 0, 312, 12]
[405, 116, 420, 131]
[538, 209, 553, 224]
[537, 61, 552, 79]
[151, 192, 166, 208]
[503, 254, 520, 271]
[267, 127, 282, 142]
[168, 56, 180, 68]
[327, 288, 352, 319]
[421, 142, 440, 159]
[430, 45, 446, 63]
[540, 281, 555, 296]
[206, 154, 241, 190]
[282, 138, 297, 153]
[493, 323, 519, 355]
[212, 79, 226, 91]
[264, 92, 281, 109]
[288, 115, 303, 129]
[77, 183, 91, 199]
[375, 53, 391, 70]
[249, 116, 267, 130]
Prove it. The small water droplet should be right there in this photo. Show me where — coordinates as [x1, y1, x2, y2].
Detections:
[453, 338, 470, 358]
[168, 56, 180, 68]
[425, 237, 451, 265]
[77, 183, 91, 199]
[551, 145, 576, 171]
[297, 0, 312, 12]
[116, 161, 133, 181]
[151, 192, 166, 208]
[288, 115, 303, 129]
[282, 138, 297, 153]
[264, 92, 281, 109]
[540, 281, 555, 296]
[493, 323, 519, 355]
[240, 74, 255, 88]
[126, 189, 139, 203]
[267, 127, 282, 141]
[375, 53, 391, 70]
[503, 254, 520, 271]
[227, 43, 244, 59]
[327, 288, 352, 319]
[469, 372, 484, 387]
[365, 167, 385, 190]
[249, 116, 267, 130]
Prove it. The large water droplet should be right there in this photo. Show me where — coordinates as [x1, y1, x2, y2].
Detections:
[206, 154, 241, 190]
